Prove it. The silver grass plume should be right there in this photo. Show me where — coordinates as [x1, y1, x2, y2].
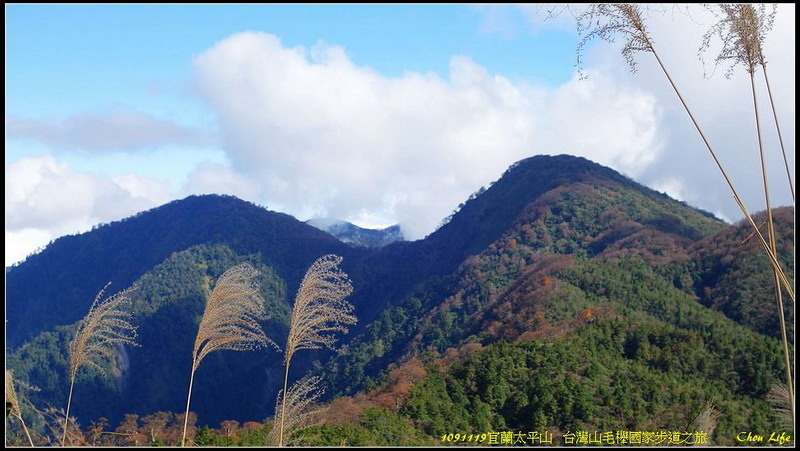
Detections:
[277, 254, 355, 446]
[576, 4, 655, 74]
[701, 4, 794, 417]
[691, 401, 722, 446]
[700, 4, 776, 77]
[6, 370, 34, 446]
[191, 263, 277, 369]
[572, 4, 793, 299]
[181, 262, 277, 446]
[284, 255, 355, 365]
[268, 376, 326, 446]
[766, 383, 794, 433]
[63, 283, 138, 446]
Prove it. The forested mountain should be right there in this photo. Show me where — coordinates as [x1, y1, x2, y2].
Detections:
[6, 195, 354, 348]
[5, 155, 793, 445]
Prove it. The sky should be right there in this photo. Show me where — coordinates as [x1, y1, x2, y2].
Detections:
[5, 4, 796, 266]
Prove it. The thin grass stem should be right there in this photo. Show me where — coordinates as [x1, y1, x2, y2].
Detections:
[761, 65, 795, 202]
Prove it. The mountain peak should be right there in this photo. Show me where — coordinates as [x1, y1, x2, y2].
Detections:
[418, 153, 722, 271]
[6, 192, 352, 347]
[503, 154, 632, 187]
[306, 218, 404, 248]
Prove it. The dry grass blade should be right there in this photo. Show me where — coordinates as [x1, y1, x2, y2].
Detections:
[192, 263, 277, 368]
[576, 4, 656, 73]
[182, 262, 276, 447]
[64, 282, 138, 446]
[268, 376, 326, 447]
[766, 383, 794, 432]
[737, 220, 769, 247]
[6, 370, 34, 446]
[285, 255, 355, 364]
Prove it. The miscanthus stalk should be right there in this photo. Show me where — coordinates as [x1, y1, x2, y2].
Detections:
[267, 376, 326, 446]
[701, 3, 794, 425]
[63, 283, 138, 446]
[701, 4, 793, 202]
[761, 62, 794, 203]
[181, 263, 276, 447]
[574, 4, 793, 301]
[6, 370, 34, 446]
[276, 255, 355, 446]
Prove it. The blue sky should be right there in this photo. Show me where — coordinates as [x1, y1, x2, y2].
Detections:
[7, 5, 576, 113]
[6, 4, 576, 188]
[5, 4, 796, 265]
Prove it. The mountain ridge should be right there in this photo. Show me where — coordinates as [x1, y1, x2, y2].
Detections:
[6, 194, 356, 348]
[6, 154, 790, 436]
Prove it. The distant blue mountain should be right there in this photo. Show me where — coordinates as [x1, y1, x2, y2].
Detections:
[306, 218, 405, 248]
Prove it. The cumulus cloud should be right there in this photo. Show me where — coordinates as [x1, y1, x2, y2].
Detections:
[633, 6, 794, 217]
[194, 32, 661, 239]
[10, 6, 791, 265]
[113, 173, 173, 206]
[6, 108, 214, 152]
[184, 161, 263, 202]
[653, 177, 689, 203]
[517, 4, 795, 222]
[4, 155, 169, 265]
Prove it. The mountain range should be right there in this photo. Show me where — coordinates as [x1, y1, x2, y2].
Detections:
[5, 155, 793, 445]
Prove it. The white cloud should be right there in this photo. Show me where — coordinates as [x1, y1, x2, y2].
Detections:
[6, 155, 105, 231]
[10, 6, 791, 264]
[113, 174, 173, 205]
[653, 177, 688, 202]
[184, 161, 263, 202]
[529, 4, 795, 223]
[6, 107, 214, 152]
[4, 155, 170, 265]
[536, 71, 661, 173]
[194, 31, 662, 239]
[5, 228, 53, 268]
